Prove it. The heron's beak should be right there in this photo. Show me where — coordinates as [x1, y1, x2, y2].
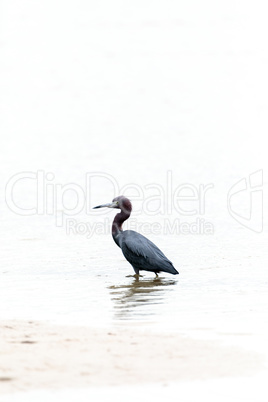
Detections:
[93, 201, 118, 209]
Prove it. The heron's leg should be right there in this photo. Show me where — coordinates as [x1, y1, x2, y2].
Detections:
[133, 267, 139, 275]
[155, 272, 159, 277]
[134, 268, 144, 277]
[126, 267, 143, 278]
[125, 274, 143, 278]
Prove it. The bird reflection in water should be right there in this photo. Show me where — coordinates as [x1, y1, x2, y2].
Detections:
[108, 276, 177, 320]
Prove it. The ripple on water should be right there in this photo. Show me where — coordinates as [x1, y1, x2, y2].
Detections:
[108, 276, 178, 320]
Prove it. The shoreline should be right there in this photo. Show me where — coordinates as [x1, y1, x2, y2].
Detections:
[0, 320, 263, 395]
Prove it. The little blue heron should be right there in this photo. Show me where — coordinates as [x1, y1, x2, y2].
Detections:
[93, 196, 179, 277]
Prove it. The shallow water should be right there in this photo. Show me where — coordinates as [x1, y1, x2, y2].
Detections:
[1, 228, 267, 345]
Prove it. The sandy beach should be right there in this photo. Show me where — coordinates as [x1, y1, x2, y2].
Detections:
[0, 320, 262, 395]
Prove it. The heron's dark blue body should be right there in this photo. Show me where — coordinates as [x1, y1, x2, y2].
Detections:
[114, 229, 178, 275]
[93, 196, 179, 276]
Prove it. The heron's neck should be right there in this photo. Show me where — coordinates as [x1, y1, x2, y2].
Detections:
[112, 210, 130, 242]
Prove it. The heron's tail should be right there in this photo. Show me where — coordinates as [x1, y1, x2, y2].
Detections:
[161, 261, 179, 275]
[169, 265, 179, 275]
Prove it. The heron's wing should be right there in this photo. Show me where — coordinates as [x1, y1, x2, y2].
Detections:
[120, 230, 176, 273]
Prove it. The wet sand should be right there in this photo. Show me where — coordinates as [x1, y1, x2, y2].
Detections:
[0, 320, 262, 395]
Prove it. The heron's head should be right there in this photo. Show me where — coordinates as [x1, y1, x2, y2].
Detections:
[93, 195, 132, 214]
